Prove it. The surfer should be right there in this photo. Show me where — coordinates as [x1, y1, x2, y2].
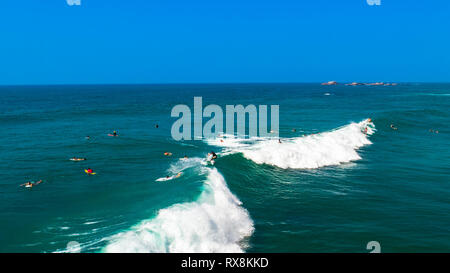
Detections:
[207, 151, 217, 163]
[86, 168, 94, 174]
[108, 131, 118, 137]
[158, 172, 182, 182]
[20, 180, 42, 188]
[70, 157, 86, 161]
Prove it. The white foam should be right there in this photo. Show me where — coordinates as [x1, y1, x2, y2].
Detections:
[167, 157, 205, 174]
[103, 168, 254, 253]
[206, 119, 375, 169]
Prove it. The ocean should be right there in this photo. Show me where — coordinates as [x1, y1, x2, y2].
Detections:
[0, 83, 449, 253]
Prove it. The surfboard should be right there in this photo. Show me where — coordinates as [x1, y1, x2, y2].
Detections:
[85, 170, 96, 175]
[156, 173, 182, 182]
[156, 176, 173, 182]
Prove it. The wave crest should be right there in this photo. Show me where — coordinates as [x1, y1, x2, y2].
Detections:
[206, 119, 375, 169]
[103, 168, 254, 253]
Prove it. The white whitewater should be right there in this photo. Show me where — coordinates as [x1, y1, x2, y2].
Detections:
[103, 168, 254, 253]
[206, 119, 375, 169]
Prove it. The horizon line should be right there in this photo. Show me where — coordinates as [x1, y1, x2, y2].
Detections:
[1, 81, 450, 87]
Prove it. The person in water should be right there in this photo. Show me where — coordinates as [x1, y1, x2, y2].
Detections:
[207, 151, 217, 161]
[390, 124, 398, 130]
[20, 180, 42, 188]
[113, 131, 117, 136]
[86, 168, 94, 174]
[71, 157, 86, 161]
[164, 152, 172, 156]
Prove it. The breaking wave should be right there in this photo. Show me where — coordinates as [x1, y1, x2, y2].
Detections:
[206, 119, 375, 169]
[103, 168, 254, 253]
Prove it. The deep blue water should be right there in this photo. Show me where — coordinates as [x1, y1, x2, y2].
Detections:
[0, 83, 449, 252]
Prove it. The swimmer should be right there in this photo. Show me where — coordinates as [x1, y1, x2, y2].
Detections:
[20, 180, 43, 188]
[155, 124, 159, 128]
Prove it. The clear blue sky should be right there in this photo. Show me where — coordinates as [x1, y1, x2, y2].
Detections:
[0, 0, 449, 85]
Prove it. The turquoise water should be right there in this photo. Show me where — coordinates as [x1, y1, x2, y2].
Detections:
[0, 83, 449, 252]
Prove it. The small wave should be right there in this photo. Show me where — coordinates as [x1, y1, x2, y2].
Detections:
[205, 119, 375, 169]
[103, 168, 254, 253]
[156, 157, 207, 181]
[168, 157, 205, 174]
[83, 221, 102, 225]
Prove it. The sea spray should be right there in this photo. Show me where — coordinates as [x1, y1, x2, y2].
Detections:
[103, 168, 254, 253]
[206, 119, 375, 169]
